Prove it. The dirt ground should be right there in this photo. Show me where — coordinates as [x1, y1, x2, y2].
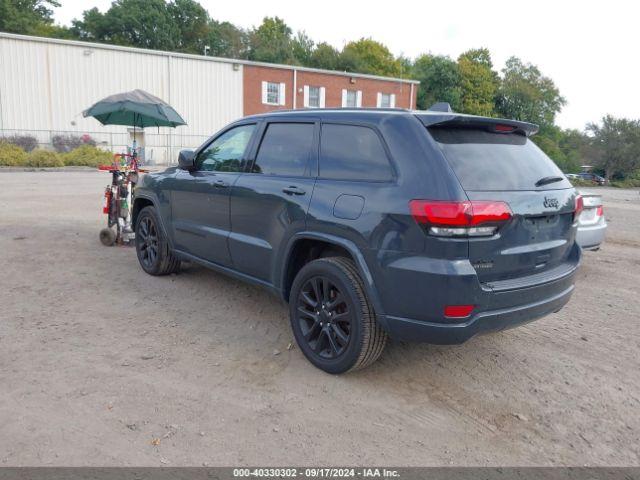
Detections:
[0, 171, 638, 467]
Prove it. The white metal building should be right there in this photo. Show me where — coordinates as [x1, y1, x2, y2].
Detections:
[0, 32, 245, 164]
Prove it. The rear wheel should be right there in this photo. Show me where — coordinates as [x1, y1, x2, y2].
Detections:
[135, 206, 180, 275]
[99, 227, 116, 246]
[289, 257, 387, 374]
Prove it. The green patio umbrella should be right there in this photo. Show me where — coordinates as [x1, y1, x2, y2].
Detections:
[83, 89, 187, 128]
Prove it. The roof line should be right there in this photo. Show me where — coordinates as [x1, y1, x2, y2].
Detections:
[0, 32, 421, 85]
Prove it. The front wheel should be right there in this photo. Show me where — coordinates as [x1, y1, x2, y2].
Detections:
[289, 257, 387, 374]
[135, 206, 180, 275]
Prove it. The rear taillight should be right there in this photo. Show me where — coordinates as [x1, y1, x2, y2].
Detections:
[574, 195, 584, 220]
[494, 124, 516, 133]
[409, 200, 512, 237]
[596, 205, 604, 217]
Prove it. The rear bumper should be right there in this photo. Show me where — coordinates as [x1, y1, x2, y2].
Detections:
[577, 222, 607, 250]
[382, 282, 574, 344]
[372, 244, 580, 344]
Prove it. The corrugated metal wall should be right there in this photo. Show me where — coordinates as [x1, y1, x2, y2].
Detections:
[0, 34, 244, 163]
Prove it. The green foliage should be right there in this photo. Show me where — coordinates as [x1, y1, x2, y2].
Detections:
[61, 145, 113, 167]
[25, 149, 64, 167]
[496, 57, 566, 128]
[412, 54, 462, 110]
[610, 170, 640, 188]
[308, 42, 340, 70]
[0, 141, 28, 166]
[586, 115, 640, 180]
[248, 17, 293, 64]
[168, 0, 210, 53]
[72, 0, 181, 50]
[339, 38, 401, 77]
[457, 48, 498, 117]
[291, 31, 314, 66]
[207, 21, 248, 59]
[0, 0, 59, 34]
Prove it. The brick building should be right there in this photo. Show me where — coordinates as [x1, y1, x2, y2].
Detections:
[243, 64, 418, 115]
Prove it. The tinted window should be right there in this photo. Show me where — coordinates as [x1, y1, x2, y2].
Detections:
[253, 123, 314, 176]
[429, 128, 572, 191]
[196, 124, 255, 172]
[320, 124, 393, 181]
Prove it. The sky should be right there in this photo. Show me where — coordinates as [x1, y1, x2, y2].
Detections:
[53, 0, 639, 130]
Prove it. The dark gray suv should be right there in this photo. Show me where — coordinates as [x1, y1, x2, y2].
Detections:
[132, 107, 582, 374]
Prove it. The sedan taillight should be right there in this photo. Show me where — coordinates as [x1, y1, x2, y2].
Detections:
[574, 195, 584, 220]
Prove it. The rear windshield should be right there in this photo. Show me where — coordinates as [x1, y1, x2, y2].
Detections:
[429, 128, 572, 191]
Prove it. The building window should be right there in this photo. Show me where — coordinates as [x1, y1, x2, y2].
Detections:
[377, 92, 396, 108]
[308, 87, 320, 108]
[262, 81, 285, 106]
[342, 89, 362, 108]
[304, 86, 325, 108]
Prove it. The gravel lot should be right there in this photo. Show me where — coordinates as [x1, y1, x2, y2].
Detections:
[0, 171, 638, 466]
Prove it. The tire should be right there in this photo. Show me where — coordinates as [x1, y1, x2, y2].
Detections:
[289, 257, 387, 374]
[135, 206, 180, 275]
[99, 227, 116, 246]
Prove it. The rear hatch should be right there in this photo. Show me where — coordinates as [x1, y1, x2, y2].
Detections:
[425, 123, 579, 286]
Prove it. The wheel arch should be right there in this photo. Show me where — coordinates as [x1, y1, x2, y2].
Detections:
[132, 193, 174, 249]
[279, 232, 388, 329]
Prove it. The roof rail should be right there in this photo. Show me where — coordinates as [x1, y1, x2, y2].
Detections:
[428, 102, 453, 113]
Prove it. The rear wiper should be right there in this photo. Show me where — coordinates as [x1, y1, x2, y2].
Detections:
[535, 176, 564, 187]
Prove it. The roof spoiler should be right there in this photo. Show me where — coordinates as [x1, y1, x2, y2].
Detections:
[416, 112, 539, 137]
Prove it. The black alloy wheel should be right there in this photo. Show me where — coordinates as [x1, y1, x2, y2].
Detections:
[135, 206, 180, 275]
[289, 257, 387, 374]
[137, 215, 158, 269]
[297, 275, 352, 359]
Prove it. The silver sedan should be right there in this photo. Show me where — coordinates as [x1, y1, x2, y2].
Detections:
[576, 193, 607, 250]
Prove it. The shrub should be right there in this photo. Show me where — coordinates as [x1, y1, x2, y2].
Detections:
[0, 141, 28, 166]
[52, 134, 96, 153]
[610, 178, 640, 188]
[1, 134, 38, 152]
[25, 149, 64, 168]
[61, 145, 113, 167]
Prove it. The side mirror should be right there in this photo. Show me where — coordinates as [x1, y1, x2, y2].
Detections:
[178, 149, 195, 170]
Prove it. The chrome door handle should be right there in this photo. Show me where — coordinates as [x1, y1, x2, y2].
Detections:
[282, 186, 306, 196]
[213, 179, 228, 188]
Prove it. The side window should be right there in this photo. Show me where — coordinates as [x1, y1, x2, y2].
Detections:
[252, 123, 315, 176]
[320, 124, 393, 181]
[195, 124, 256, 172]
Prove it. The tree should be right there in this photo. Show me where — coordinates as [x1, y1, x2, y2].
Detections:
[168, 0, 210, 54]
[338, 38, 401, 77]
[457, 48, 498, 116]
[0, 0, 60, 34]
[308, 42, 340, 71]
[71, 7, 111, 41]
[207, 21, 248, 59]
[291, 31, 314, 66]
[412, 54, 462, 110]
[586, 115, 640, 180]
[496, 57, 566, 128]
[248, 17, 293, 64]
[72, 0, 181, 51]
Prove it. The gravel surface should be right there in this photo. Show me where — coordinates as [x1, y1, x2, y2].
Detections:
[0, 172, 638, 466]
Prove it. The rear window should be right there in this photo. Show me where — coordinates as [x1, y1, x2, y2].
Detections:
[429, 128, 572, 191]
